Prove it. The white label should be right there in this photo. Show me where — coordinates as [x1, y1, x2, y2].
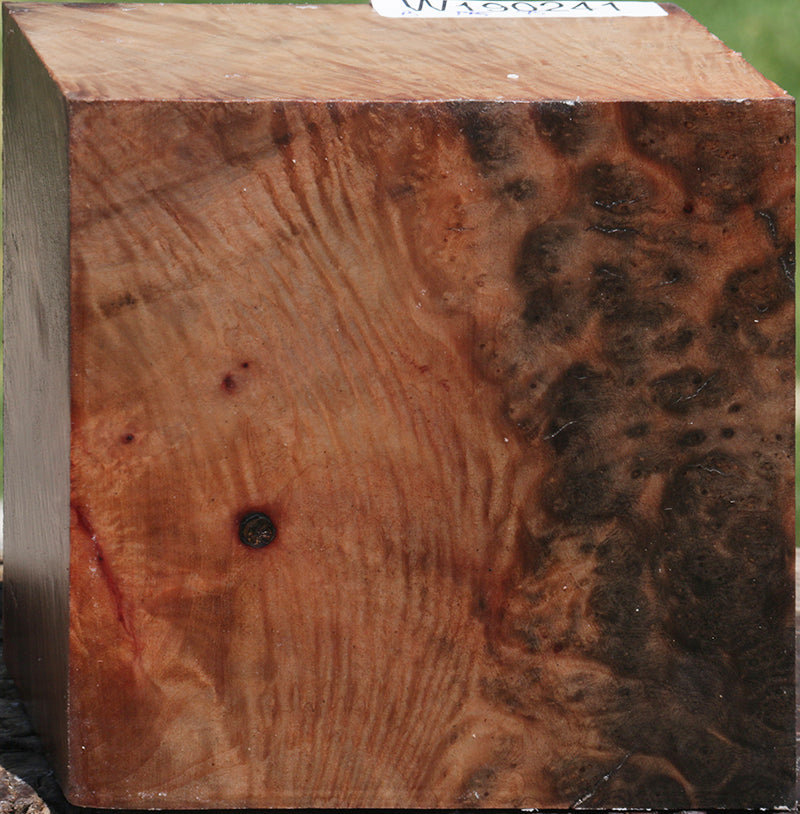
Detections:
[372, 0, 667, 18]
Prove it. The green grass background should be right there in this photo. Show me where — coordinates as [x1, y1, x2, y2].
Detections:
[1, 0, 798, 504]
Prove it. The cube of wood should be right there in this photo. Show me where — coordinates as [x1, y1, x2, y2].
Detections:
[3, 2, 795, 808]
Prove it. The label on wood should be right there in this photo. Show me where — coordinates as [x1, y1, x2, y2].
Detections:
[372, 0, 668, 18]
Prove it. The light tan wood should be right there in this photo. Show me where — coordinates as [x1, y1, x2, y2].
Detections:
[7, 2, 788, 103]
[3, 3, 795, 809]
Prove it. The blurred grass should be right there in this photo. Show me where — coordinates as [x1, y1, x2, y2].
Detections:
[0, 0, 798, 506]
[678, 0, 799, 100]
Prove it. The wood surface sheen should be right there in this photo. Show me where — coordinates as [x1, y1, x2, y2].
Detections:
[4, 3, 796, 809]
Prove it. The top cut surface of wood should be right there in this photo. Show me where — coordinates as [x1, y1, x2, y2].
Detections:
[6, 2, 788, 103]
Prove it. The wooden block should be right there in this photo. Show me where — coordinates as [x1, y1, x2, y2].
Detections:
[3, 2, 795, 808]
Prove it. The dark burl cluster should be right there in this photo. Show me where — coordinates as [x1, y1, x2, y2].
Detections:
[456, 100, 794, 807]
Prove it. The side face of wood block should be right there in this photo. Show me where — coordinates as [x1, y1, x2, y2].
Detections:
[4, 4, 795, 809]
[2, 7, 71, 784]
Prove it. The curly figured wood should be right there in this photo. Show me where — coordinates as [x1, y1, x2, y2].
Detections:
[65, 98, 795, 808]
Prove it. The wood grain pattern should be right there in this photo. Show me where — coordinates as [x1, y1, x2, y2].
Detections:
[66, 98, 795, 809]
[4, 3, 795, 809]
[7, 2, 789, 103]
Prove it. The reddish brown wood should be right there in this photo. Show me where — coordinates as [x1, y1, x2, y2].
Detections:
[4, 3, 795, 809]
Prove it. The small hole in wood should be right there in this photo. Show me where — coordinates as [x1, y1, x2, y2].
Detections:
[238, 512, 277, 549]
